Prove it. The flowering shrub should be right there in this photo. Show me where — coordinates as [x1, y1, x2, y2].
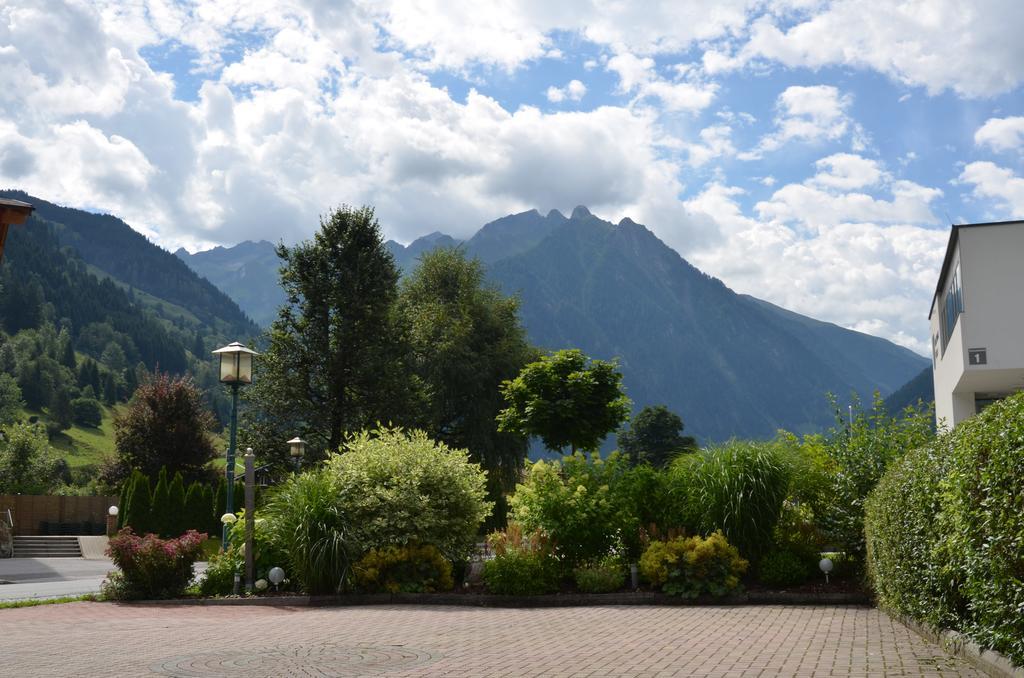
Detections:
[102, 528, 206, 600]
[639, 532, 748, 598]
[353, 544, 453, 593]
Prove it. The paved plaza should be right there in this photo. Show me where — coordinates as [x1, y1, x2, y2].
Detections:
[0, 602, 982, 677]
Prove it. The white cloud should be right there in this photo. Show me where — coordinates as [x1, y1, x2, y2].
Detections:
[810, 153, 885, 191]
[546, 79, 586, 103]
[685, 164, 948, 354]
[740, 85, 858, 159]
[685, 124, 735, 167]
[958, 161, 1024, 215]
[974, 116, 1024, 153]
[606, 52, 717, 113]
[702, 0, 1024, 98]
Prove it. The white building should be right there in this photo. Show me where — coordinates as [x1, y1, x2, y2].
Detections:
[930, 219, 1024, 429]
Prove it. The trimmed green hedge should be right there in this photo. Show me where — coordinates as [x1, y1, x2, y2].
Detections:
[866, 392, 1024, 666]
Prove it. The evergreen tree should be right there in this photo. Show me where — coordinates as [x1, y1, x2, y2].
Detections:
[167, 471, 186, 537]
[202, 483, 216, 535]
[50, 386, 74, 431]
[101, 371, 118, 405]
[617, 404, 697, 467]
[183, 481, 207, 534]
[117, 473, 135, 529]
[0, 343, 16, 375]
[122, 471, 152, 534]
[0, 374, 24, 426]
[58, 330, 76, 370]
[242, 205, 417, 466]
[150, 467, 170, 537]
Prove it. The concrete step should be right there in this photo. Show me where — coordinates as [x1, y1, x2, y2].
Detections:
[12, 536, 82, 558]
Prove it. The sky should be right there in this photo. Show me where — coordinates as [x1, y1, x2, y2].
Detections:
[2, 1, 1024, 355]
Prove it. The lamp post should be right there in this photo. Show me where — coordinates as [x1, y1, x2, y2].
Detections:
[287, 436, 307, 472]
[106, 505, 119, 537]
[213, 342, 259, 551]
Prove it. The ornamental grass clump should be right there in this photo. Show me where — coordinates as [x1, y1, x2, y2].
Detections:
[102, 528, 206, 600]
[670, 440, 791, 564]
[482, 522, 561, 596]
[639, 532, 748, 598]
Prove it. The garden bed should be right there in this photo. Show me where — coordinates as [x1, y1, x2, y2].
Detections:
[122, 589, 871, 608]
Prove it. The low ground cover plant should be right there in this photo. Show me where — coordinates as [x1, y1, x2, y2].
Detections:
[574, 555, 625, 593]
[866, 393, 1024, 666]
[103, 528, 206, 600]
[639, 532, 748, 598]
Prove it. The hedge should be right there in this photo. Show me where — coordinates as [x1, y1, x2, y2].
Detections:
[865, 392, 1024, 666]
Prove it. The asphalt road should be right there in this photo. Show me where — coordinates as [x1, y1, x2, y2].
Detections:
[0, 558, 208, 602]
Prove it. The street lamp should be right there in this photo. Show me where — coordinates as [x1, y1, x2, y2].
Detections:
[213, 342, 259, 550]
[287, 436, 307, 472]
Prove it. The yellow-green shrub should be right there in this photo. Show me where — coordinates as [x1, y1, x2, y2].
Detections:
[353, 544, 453, 594]
[639, 531, 748, 598]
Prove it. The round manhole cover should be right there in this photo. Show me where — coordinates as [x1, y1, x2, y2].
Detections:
[152, 642, 440, 677]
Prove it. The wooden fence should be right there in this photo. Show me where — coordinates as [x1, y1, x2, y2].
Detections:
[0, 495, 118, 536]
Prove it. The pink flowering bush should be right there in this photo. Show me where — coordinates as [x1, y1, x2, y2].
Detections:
[102, 527, 207, 600]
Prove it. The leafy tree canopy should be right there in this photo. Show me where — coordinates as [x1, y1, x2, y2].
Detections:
[0, 422, 62, 494]
[113, 372, 216, 482]
[497, 348, 631, 453]
[618, 404, 696, 467]
[398, 247, 536, 493]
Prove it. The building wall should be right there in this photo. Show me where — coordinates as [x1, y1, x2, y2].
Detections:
[931, 224, 1024, 429]
[959, 226, 1024, 372]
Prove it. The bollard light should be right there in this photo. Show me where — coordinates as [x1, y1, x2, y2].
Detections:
[820, 557, 834, 584]
[108, 505, 119, 517]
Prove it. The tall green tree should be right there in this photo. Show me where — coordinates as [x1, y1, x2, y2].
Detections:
[398, 248, 536, 493]
[497, 349, 632, 454]
[50, 386, 74, 431]
[0, 374, 24, 426]
[0, 423, 61, 494]
[122, 470, 153, 534]
[242, 205, 417, 466]
[113, 372, 216, 482]
[618, 404, 697, 467]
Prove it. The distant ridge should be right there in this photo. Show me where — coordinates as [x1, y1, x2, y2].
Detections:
[177, 207, 929, 441]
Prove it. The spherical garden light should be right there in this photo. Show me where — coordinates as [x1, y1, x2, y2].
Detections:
[819, 557, 834, 584]
[108, 505, 118, 518]
[106, 505, 119, 537]
[287, 436, 307, 472]
[268, 566, 286, 591]
[212, 342, 259, 551]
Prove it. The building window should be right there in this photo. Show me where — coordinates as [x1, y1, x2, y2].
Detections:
[940, 263, 963, 352]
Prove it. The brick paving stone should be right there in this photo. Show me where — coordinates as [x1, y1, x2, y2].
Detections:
[0, 603, 984, 677]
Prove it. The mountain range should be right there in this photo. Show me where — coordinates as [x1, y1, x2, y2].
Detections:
[178, 205, 929, 441]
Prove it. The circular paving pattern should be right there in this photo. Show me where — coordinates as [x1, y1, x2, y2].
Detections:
[151, 642, 441, 677]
